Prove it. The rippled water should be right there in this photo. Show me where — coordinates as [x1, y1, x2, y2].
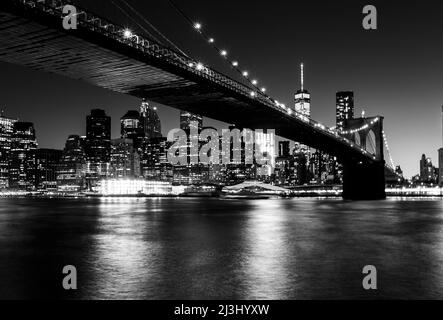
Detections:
[0, 197, 443, 300]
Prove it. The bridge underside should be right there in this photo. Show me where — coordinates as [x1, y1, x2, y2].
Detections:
[0, 3, 386, 200]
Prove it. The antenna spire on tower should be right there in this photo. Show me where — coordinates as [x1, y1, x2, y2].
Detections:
[300, 63, 304, 91]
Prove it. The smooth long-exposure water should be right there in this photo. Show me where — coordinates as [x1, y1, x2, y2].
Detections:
[0, 197, 443, 300]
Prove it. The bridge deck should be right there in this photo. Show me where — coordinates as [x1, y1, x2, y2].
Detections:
[0, 0, 379, 165]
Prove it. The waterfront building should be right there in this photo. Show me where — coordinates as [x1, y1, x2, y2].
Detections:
[96, 179, 185, 196]
[57, 135, 87, 192]
[439, 105, 443, 187]
[9, 122, 38, 189]
[110, 139, 140, 179]
[85, 109, 111, 180]
[439, 148, 443, 187]
[419, 154, 438, 184]
[32, 149, 63, 190]
[0, 111, 17, 188]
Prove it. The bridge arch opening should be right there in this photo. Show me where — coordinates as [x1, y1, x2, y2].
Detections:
[365, 130, 377, 156]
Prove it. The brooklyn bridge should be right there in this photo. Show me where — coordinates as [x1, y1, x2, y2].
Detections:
[0, 0, 398, 200]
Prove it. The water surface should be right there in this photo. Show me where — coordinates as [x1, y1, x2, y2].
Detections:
[0, 197, 442, 299]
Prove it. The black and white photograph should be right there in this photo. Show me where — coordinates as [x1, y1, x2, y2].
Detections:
[0, 0, 443, 311]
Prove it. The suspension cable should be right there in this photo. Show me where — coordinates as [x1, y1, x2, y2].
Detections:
[109, 0, 161, 43]
[117, 0, 188, 56]
[165, 0, 257, 90]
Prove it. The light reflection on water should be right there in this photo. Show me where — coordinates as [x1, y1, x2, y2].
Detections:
[0, 197, 443, 299]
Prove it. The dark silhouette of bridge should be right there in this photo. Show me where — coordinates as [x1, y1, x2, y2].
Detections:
[0, 0, 395, 200]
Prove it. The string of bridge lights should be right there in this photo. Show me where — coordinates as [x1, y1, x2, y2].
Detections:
[190, 21, 268, 96]
[339, 117, 380, 135]
[382, 130, 396, 169]
[189, 20, 312, 119]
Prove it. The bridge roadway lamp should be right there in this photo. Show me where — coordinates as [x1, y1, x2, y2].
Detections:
[123, 29, 133, 39]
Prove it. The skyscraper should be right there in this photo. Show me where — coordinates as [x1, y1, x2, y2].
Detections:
[439, 105, 443, 187]
[278, 141, 291, 158]
[110, 139, 140, 179]
[294, 63, 311, 122]
[0, 111, 17, 188]
[420, 154, 437, 184]
[57, 135, 87, 191]
[32, 149, 63, 190]
[139, 99, 162, 140]
[336, 91, 355, 131]
[9, 122, 38, 189]
[85, 109, 111, 178]
[121, 110, 140, 146]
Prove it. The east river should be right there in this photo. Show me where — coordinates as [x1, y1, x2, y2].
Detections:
[1, 197, 443, 299]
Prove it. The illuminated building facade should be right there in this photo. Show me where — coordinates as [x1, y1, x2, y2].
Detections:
[0, 112, 17, 188]
[110, 139, 140, 179]
[140, 137, 172, 181]
[85, 109, 111, 179]
[420, 154, 438, 184]
[57, 135, 87, 191]
[294, 63, 311, 122]
[255, 130, 276, 178]
[96, 179, 184, 196]
[439, 148, 443, 187]
[336, 91, 355, 131]
[121, 110, 140, 147]
[9, 122, 38, 189]
[139, 99, 162, 140]
[440, 105, 443, 187]
[32, 148, 63, 190]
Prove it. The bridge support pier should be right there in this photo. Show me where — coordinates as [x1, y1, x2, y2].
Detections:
[342, 160, 386, 200]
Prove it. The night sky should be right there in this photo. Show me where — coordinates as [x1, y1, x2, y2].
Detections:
[1, 0, 443, 178]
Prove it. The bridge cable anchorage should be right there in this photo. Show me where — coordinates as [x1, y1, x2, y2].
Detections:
[115, 0, 189, 57]
[382, 130, 396, 170]
[165, 0, 265, 95]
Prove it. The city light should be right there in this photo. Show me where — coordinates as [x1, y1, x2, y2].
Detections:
[123, 29, 133, 39]
[252, 80, 258, 85]
[220, 50, 228, 56]
[232, 61, 238, 67]
[208, 38, 214, 43]
[196, 62, 204, 71]
[242, 71, 248, 77]
[194, 22, 202, 30]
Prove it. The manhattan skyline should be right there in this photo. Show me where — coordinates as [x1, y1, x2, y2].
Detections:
[1, 0, 443, 178]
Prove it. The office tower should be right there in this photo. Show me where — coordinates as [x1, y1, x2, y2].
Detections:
[180, 111, 203, 132]
[255, 129, 276, 178]
[85, 109, 111, 178]
[140, 99, 162, 140]
[336, 91, 355, 131]
[294, 63, 311, 122]
[278, 141, 291, 158]
[9, 122, 38, 189]
[140, 137, 173, 181]
[439, 106, 443, 187]
[175, 111, 205, 184]
[110, 139, 140, 179]
[121, 110, 140, 145]
[32, 149, 63, 190]
[0, 111, 17, 188]
[420, 154, 437, 184]
[57, 135, 87, 191]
